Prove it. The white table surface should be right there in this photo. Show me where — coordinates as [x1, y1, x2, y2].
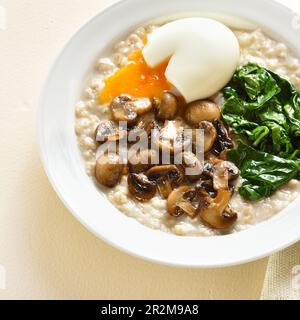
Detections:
[0, 0, 298, 299]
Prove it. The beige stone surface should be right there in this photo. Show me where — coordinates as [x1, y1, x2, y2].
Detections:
[0, 0, 296, 300]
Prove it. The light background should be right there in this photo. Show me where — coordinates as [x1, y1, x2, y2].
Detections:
[0, 0, 298, 300]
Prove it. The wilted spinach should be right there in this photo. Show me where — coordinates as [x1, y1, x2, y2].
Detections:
[222, 63, 300, 159]
[223, 63, 300, 200]
[228, 141, 300, 201]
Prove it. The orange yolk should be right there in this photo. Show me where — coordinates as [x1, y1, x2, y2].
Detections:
[99, 50, 172, 103]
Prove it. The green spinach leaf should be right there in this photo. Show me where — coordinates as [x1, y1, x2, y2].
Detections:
[223, 64, 300, 200]
[222, 63, 300, 159]
[228, 141, 300, 201]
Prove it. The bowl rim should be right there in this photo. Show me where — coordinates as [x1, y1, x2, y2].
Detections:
[38, 0, 300, 268]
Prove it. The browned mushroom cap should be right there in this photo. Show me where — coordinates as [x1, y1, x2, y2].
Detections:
[128, 117, 159, 143]
[212, 161, 240, 191]
[224, 206, 238, 220]
[110, 94, 152, 124]
[146, 165, 184, 198]
[153, 120, 192, 154]
[128, 149, 159, 174]
[95, 153, 125, 188]
[184, 100, 221, 125]
[167, 186, 192, 217]
[199, 121, 217, 153]
[95, 120, 125, 143]
[133, 98, 153, 115]
[204, 152, 218, 161]
[154, 92, 179, 120]
[192, 121, 217, 154]
[201, 161, 215, 178]
[211, 120, 234, 155]
[127, 173, 156, 202]
[168, 186, 207, 218]
[219, 150, 228, 160]
[195, 179, 217, 198]
[199, 190, 237, 229]
[175, 151, 203, 182]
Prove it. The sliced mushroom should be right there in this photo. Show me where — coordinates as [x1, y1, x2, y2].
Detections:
[127, 173, 157, 202]
[168, 186, 209, 218]
[184, 100, 221, 125]
[95, 120, 125, 143]
[195, 180, 217, 198]
[135, 118, 158, 135]
[224, 206, 238, 221]
[212, 120, 234, 155]
[201, 161, 214, 178]
[146, 165, 184, 198]
[153, 120, 192, 154]
[212, 161, 240, 191]
[199, 190, 237, 229]
[167, 186, 189, 217]
[128, 117, 158, 143]
[95, 153, 125, 188]
[133, 98, 153, 115]
[175, 151, 203, 182]
[154, 92, 179, 120]
[167, 186, 194, 217]
[204, 152, 219, 161]
[219, 150, 228, 160]
[199, 121, 217, 153]
[110, 94, 152, 124]
[128, 149, 159, 174]
[122, 165, 129, 176]
[179, 188, 203, 218]
[192, 121, 217, 154]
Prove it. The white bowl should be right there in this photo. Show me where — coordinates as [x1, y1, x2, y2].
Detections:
[39, 0, 300, 268]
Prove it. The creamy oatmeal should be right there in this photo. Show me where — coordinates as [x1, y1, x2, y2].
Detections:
[75, 20, 300, 236]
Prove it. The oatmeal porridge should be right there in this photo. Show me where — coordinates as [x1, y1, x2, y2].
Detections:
[75, 18, 300, 236]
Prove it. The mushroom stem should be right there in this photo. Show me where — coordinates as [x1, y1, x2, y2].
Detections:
[199, 190, 237, 229]
[127, 173, 157, 202]
[146, 165, 184, 198]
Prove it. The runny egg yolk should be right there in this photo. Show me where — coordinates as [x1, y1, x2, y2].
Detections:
[99, 50, 172, 103]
